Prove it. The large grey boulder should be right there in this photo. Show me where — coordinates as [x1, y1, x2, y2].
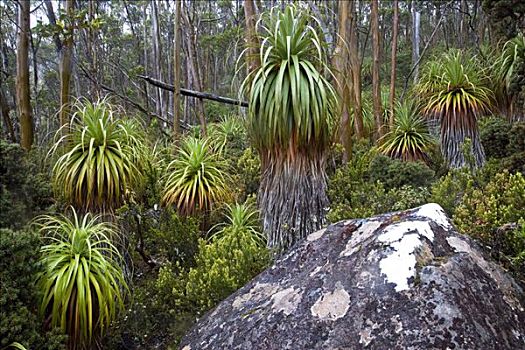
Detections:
[180, 204, 525, 349]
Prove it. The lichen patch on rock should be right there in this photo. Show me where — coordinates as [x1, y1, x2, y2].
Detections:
[340, 220, 382, 257]
[310, 283, 350, 321]
[306, 228, 326, 241]
[271, 287, 302, 316]
[415, 203, 452, 229]
[232, 282, 279, 309]
[377, 220, 435, 292]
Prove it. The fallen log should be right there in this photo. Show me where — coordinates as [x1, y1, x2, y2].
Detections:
[138, 75, 248, 107]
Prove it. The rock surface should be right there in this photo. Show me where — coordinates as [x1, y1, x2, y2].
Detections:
[180, 204, 525, 349]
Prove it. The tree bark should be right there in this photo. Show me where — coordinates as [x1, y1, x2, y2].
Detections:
[44, 0, 62, 53]
[59, 0, 74, 129]
[371, 0, 383, 139]
[151, 0, 164, 120]
[88, 0, 99, 98]
[173, 0, 182, 139]
[16, 0, 33, 150]
[348, 0, 364, 139]
[0, 9, 15, 143]
[142, 4, 151, 125]
[0, 88, 15, 142]
[333, 0, 352, 162]
[244, 0, 260, 74]
[389, 0, 399, 127]
[138, 75, 248, 107]
[460, 0, 468, 48]
[183, 6, 207, 135]
[411, 0, 420, 84]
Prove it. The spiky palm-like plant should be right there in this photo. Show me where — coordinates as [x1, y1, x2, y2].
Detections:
[378, 101, 434, 162]
[162, 136, 230, 216]
[494, 33, 525, 119]
[36, 209, 127, 350]
[50, 99, 143, 213]
[418, 51, 493, 168]
[208, 114, 247, 153]
[240, 5, 337, 251]
[209, 201, 266, 247]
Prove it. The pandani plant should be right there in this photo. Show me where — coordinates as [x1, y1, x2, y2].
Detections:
[493, 33, 525, 120]
[161, 136, 230, 216]
[35, 209, 127, 350]
[50, 98, 143, 213]
[378, 101, 434, 162]
[240, 5, 338, 252]
[417, 50, 493, 168]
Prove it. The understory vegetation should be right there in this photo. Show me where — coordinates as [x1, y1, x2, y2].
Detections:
[2, 1, 525, 349]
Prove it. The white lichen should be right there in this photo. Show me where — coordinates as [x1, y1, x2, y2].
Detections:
[377, 220, 435, 292]
[232, 283, 279, 309]
[310, 283, 350, 321]
[416, 203, 451, 229]
[307, 228, 326, 242]
[271, 287, 302, 316]
[340, 221, 382, 257]
[379, 221, 434, 244]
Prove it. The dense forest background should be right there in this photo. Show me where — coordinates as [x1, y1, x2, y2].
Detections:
[1, 0, 525, 349]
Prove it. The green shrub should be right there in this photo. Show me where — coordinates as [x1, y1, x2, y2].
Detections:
[236, 147, 261, 198]
[388, 185, 431, 212]
[102, 271, 195, 350]
[508, 122, 525, 154]
[327, 181, 429, 223]
[368, 155, 435, 190]
[118, 205, 201, 269]
[328, 180, 389, 222]
[171, 235, 269, 313]
[454, 171, 525, 243]
[0, 140, 53, 229]
[501, 151, 525, 175]
[479, 117, 512, 159]
[160, 203, 270, 314]
[150, 209, 201, 268]
[0, 228, 66, 350]
[426, 143, 449, 178]
[327, 149, 432, 222]
[429, 169, 475, 216]
[452, 171, 525, 271]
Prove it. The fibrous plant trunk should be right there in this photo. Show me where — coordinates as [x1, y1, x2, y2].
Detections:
[258, 152, 328, 252]
[440, 111, 485, 168]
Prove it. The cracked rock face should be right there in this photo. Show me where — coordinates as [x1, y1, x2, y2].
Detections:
[180, 203, 525, 349]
